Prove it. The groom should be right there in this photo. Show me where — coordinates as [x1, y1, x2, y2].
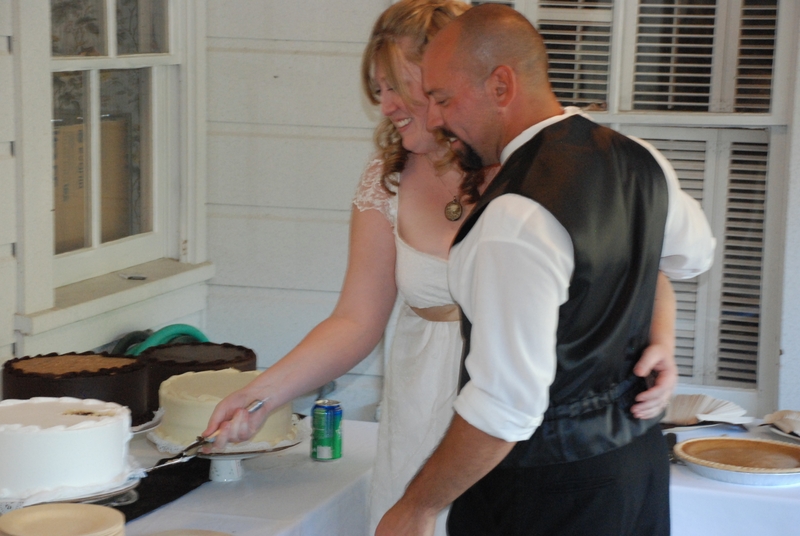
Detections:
[376, 4, 715, 536]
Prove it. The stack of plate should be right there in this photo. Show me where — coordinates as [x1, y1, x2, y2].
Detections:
[0, 503, 124, 536]
[662, 394, 753, 427]
[763, 410, 800, 440]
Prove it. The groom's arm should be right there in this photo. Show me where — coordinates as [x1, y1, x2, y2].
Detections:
[375, 414, 515, 535]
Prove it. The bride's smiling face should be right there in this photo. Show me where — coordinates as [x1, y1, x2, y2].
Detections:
[373, 57, 442, 156]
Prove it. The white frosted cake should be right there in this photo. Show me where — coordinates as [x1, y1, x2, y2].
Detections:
[153, 368, 295, 449]
[0, 397, 132, 500]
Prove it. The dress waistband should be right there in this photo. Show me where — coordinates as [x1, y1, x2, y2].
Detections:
[410, 304, 461, 322]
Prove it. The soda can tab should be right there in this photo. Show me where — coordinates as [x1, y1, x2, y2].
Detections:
[311, 399, 342, 461]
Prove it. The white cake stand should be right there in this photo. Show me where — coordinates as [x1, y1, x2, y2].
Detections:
[196, 451, 261, 482]
[148, 415, 307, 482]
[198, 440, 301, 482]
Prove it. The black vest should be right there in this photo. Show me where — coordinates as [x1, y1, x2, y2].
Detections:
[454, 115, 669, 465]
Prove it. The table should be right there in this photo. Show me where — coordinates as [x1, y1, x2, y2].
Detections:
[125, 418, 800, 536]
[669, 423, 800, 536]
[126, 420, 377, 536]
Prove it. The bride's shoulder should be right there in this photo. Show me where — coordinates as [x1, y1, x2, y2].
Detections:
[353, 156, 398, 223]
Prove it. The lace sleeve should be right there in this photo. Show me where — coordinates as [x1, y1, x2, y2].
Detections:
[353, 158, 398, 227]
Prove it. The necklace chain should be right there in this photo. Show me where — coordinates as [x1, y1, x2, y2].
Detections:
[434, 170, 463, 222]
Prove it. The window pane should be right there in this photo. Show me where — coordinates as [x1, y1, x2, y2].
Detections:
[100, 68, 152, 243]
[53, 71, 91, 254]
[51, 0, 107, 57]
[117, 0, 168, 54]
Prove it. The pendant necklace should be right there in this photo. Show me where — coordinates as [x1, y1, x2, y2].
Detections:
[437, 174, 463, 221]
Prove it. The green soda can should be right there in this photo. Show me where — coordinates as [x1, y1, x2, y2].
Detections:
[311, 399, 342, 460]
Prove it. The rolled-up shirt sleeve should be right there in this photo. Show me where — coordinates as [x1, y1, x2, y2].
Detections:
[633, 138, 716, 279]
[449, 194, 574, 442]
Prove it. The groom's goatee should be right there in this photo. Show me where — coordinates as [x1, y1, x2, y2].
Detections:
[441, 129, 484, 171]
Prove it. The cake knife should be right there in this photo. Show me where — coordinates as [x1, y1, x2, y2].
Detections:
[147, 397, 269, 472]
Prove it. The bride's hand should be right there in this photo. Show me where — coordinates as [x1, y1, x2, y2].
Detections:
[202, 389, 270, 450]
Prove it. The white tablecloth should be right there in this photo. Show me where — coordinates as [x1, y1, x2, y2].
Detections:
[669, 423, 800, 536]
[124, 418, 800, 536]
[126, 420, 377, 536]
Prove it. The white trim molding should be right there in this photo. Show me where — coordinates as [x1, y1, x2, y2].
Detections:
[11, 0, 211, 357]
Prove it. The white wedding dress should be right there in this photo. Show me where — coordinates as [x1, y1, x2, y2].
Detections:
[354, 159, 461, 536]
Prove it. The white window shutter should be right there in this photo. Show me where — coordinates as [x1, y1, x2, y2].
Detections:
[620, 126, 768, 388]
[714, 135, 768, 384]
[621, 0, 777, 113]
[628, 0, 718, 112]
[536, 3, 614, 109]
[621, 129, 714, 383]
[645, 137, 709, 380]
[734, 0, 778, 112]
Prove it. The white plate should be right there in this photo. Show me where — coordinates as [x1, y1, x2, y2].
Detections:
[769, 426, 800, 443]
[660, 422, 722, 433]
[197, 437, 302, 458]
[132, 409, 163, 435]
[0, 503, 124, 536]
[675, 437, 800, 486]
[662, 394, 752, 427]
[63, 478, 140, 505]
[0, 478, 141, 515]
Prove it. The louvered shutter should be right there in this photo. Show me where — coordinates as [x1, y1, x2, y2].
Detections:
[622, 0, 778, 113]
[735, 0, 778, 113]
[620, 126, 769, 388]
[535, 1, 614, 109]
[628, 0, 717, 111]
[642, 137, 708, 380]
[715, 137, 768, 384]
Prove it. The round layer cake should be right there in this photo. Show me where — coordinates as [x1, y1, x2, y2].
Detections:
[139, 342, 257, 415]
[0, 397, 132, 501]
[153, 369, 294, 449]
[2, 353, 149, 425]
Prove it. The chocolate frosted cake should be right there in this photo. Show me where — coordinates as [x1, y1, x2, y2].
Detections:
[2, 353, 150, 425]
[139, 342, 257, 414]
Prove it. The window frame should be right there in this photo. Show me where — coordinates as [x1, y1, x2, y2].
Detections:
[51, 1, 178, 286]
[14, 0, 207, 322]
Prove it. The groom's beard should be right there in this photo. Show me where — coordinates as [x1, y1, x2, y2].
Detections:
[441, 129, 484, 172]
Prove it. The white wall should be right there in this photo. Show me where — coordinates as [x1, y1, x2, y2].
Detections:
[0, 0, 16, 364]
[778, 28, 800, 409]
[204, 0, 391, 420]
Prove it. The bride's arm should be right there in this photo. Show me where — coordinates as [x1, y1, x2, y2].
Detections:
[631, 271, 677, 419]
[205, 205, 398, 446]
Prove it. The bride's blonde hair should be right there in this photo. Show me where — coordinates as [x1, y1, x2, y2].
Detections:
[361, 0, 483, 203]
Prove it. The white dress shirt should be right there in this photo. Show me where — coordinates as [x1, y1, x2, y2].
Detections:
[449, 109, 716, 442]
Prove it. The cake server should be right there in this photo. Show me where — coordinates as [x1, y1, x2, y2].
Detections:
[146, 397, 269, 472]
